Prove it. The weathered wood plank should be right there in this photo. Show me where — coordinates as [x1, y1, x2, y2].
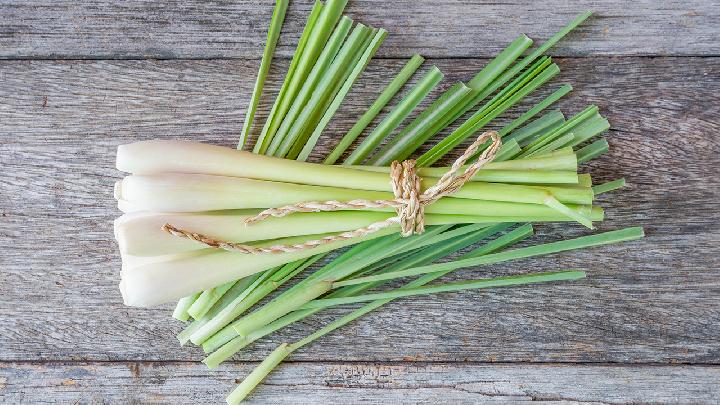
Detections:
[0, 57, 719, 364]
[0, 0, 718, 59]
[1, 362, 719, 404]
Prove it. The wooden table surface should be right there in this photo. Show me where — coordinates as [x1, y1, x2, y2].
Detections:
[1, 1, 719, 403]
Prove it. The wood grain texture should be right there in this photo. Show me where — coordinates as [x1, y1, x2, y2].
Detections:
[0, 0, 718, 59]
[1, 362, 719, 404]
[1, 57, 718, 367]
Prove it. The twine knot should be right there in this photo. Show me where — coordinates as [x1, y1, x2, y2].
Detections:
[163, 131, 501, 254]
[391, 159, 423, 236]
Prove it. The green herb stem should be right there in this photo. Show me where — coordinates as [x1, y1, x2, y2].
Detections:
[253, 1, 325, 154]
[334, 227, 644, 287]
[505, 109, 566, 147]
[269, 23, 372, 157]
[204, 223, 524, 366]
[265, 16, 354, 156]
[577, 138, 609, 163]
[297, 28, 388, 161]
[225, 343, 293, 405]
[255, 0, 348, 155]
[172, 293, 201, 322]
[177, 273, 264, 345]
[405, 34, 534, 148]
[305, 270, 586, 310]
[368, 82, 473, 165]
[239, 0, 289, 149]
[324, 54, 425, 164]
[187, 281, 237, 320]
[417, 62, 561, 166]
[343, 66, 444, 164]
[593, 178, 626, 195]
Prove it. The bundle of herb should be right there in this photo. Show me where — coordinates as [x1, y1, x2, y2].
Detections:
[112, 2, 642, 403]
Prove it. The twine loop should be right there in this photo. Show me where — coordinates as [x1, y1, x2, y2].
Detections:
[163, 131, 501, 254]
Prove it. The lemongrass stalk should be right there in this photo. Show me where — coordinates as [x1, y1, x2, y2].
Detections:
[520, 106, 598, 156]
[343, 66, 444, 164]
[226, 342, 293, 405]
[523, 133, 575, 159]
[121, 206, 600, 261]
[505, 110, 566, 146]
[416, 62, 561, 166]
[306, 270, 587, 310]
[118, 139, 577, 184]
[204, 223, 528, 365]
[470, 35, 535, 90]
[480, 55, 553, 117]
[565, 115, 610, 148]
[239, 0, 289, 149]
[501, 86, 571, 138]
[229, 225, 454, 336]
[454, 11, 591, 124]
[264, 16, 353, 155]
[201, 224, 487, 353]
[118, 211, 492, 257]
[286, 26, 381, 160]
[344, 166, 579, 184]
[297, 28, 388, 161]
[117, 211, 383, 257]
[172, 293, 200, 322]
[577, 138, 609, 163]
[253, 1, 324, 154]
[118, 176, 599, 225]
[461, 75, 569, 163]
[118, 172, 593, 212]
[367, 82, 473, 164]
[407, 35, 534, 147]
[186, 254, 323, 346]
[578, 173, 592, 187]
[269, 24, 372, 157]
[335, 227, 644, 287]
[254, 0, 348, 154]
[187, 280, 237, 320]
[117, 173, 382, 212]
[120, 228, 396, 307]
[177, 272, 263, 345]
[345, 149, 578, 174]
[324, 55, 424, 164]
[593, 178, 626, 195]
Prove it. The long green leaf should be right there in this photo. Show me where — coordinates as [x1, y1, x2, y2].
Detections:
[239, 0, 289, 149]
[324, 54, 424, 164]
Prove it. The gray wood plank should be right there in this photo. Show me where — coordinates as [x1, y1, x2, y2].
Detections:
[0, 0, 718, 59]
[1, 361, 718, 404]
[0, 57, 719, 364]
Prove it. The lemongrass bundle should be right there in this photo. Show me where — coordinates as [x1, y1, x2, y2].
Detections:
[114, 137, 606, 307]
[110, 3, 645, 403]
